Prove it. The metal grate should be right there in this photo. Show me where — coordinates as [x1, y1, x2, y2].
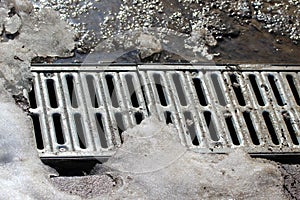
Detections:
[27, 64, 300, 159]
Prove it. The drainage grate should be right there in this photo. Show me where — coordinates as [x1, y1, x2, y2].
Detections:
[27, 64, 300, 159]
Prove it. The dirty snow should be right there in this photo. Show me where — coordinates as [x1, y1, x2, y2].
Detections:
[84, 27, 216, 64]
[0, 80, 79, 200]
[96, 117, 286, 199]
[51, 117, 287, 199]
[4, 14, 22, 34]
[0, 0, 75, 94]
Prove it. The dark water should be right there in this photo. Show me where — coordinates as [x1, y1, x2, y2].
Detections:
[211, 19, 300, 64]
[34, 0, 300, 64]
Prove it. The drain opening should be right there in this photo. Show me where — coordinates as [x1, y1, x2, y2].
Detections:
[29, 85, 37, 109]
[225, 116, 240, 145]
[135, 112, 144, 124]
[229, 74, 246, 106]
[282, 112, 299, 145]
[86, 75, 99, 108]
[65, 75, 78, 108]
[125, 74, 140, 108]
[153, 74, 168, 106]
[44, 160, 99, 177]
[74, 114, 87, 149]
[164, 111, 173, 124]
[262, 111, 280, 145]
[249, 74, 265, 106]
[243, 112, 260, 145]
[29, 66, 300, 161]
[268, 74, 285, 106]
[211, 74, 227, 106]
[31, 114, 44, 150]
[105, 74, 119, 108]
[192, 78, 208, 106]
[53, 113, 65, 145]
[204, 111, 219, 141]
[172, 73, 187, 106]
[286, 75, 300, 106]
[95, 113, 108, 148]
[46, 79, 58, 108]
[115, 113, 125, 143]
[184, 112, 199, 146]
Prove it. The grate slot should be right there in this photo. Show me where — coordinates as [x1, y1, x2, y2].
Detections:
[134, 112, 144, 125]
[184, 111, 199, 146]
[65, 74, 78, 108]
[125, 74, 140, 108]
[243, 112, 260, 145]
[46, 79, 58, 108]
[192, 78, 208, 106]
[164, 111, 173, 124]
[31, 114, 44, 150]
[29, 85, 37, 109]
[86, 75, 100, 108]
[95, 113, 108, 148]
[153, 73, 168, 106]
[203, 111, 219, 142]
[115, 113, 125, 143]
[262, 111, 279, 145]
[105, 74, 119, 108]
[225, 116, 241, 145]
[211, 74, 227, 106]
[286, 75, 300, 106]
[249, 74, 265, 106]
[53, 113, 65, 145]
[74, 114, 87, 149]
[282, 112, 299, 145]
[229, 74, 246, 106]
[172, 73, 188, 106]
[267, 74, 285, 106]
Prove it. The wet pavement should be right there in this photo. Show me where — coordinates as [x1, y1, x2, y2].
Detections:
[30, 0, 300, 64]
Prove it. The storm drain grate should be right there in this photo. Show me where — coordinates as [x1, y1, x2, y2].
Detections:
[27, 64, 300, 159]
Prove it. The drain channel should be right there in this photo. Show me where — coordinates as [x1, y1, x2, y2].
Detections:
[27, 64, 300, 158]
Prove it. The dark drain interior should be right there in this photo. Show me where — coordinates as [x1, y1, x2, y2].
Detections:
[44, 159, 100, 177]
[243, 111, 260, 145]
[249, 74, 265, 106]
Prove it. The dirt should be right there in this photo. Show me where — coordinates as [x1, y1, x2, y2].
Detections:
[281, 164, 300, 199]
[50, 175, 115, 199]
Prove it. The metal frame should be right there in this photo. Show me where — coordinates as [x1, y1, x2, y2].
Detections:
[27, 64, 300, 160]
